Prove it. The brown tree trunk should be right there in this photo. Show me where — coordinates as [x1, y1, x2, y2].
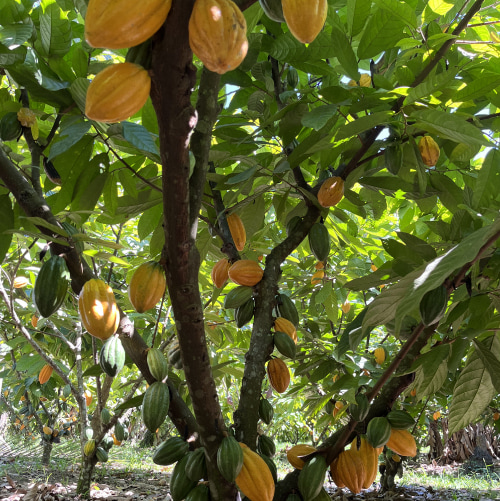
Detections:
[41, 440, 53, 466]
[77, 455, 98, 496]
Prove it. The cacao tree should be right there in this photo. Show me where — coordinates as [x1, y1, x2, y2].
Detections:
[1, 0, 500, 499]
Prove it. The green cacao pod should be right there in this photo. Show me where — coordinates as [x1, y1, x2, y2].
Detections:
[101, 435, 114, 451]
[286, 495, 302, 501]
[96, 446, 109, 462]
[62, 384, 71, 398]
[0, 112, 22, 141]
[170, 454, 197, 501]
[258, 434, 276, 457]
[167, 342, 183, 370]
[259, 452, 278, 484]
[114, 421, 125, 442]
[259, 0, 285, 22]
[287, 67, 299, 88]
[366, 416, 392, 449]
[277, 293, 299, 326]
[185, 484, 210, 501]
[101, 407, 111, 425]
[153, 436, 189, 466]
[34, 255, 69, 318]
[273, 331, 296, 359]
[147, 348, 169, 381]
[259, 398, 274, 425]
[99, 335, 126, 377]
[349, 393, 370, 422]
[387, 410, 415, 429]
[286, 215, 302, 236]
[298, 456, 328, 501]
[217, 435, 244, 483]
[84, 439, 96, 456]
[142, 382, 170, 433]
[308, 223, 330, 262]
[419, 285, 448, 326]
[224, 285, 253, 309]
[185, 447, 207, 481]
[385, 142, 403, 175]
[235, 298, 255, 328]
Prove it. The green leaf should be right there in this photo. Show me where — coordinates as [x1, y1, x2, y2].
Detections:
[405, 70, 458, 105]
[427, 0, 456, 16]
[301, 105, 337, 131]
[331, 27, 359, 81]
[448, 335, 499, 434]
[346, 0, 371, 37]
[226, 166, 257, 185]
[473, 336, 500, 394]
[122, 121, 160, 156]
[115, 393, 145, 410]
[410, 109, 490, 147]
[336, 111, 393, 140]
[40, 2, 72, 57]
[48, 121, 91, 160]
[138, 204, 163, 241]
[453, 74, 500, 103]
[472, 149, 500, 210]
[374, 0, 417, 28]
[409, 344, 451, 396]
[357, 9, 406, 59]
[0, 23, 33, 46]
[0, 43, 26, 66]
[337, 308, 369, 358]
[0, 194, 14, 263]
[429, 173, 463, 213]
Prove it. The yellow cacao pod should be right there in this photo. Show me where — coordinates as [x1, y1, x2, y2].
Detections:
[359, 74, 371, 87]
[317, 176, 344, 208]
[386, 429, 417, 457]
[341, 300, 351, 314]
[335, 448, 365, 494]
[85, 390, 93, 407]
[128, 261, 166, 313]
[314, 261, 324, 270]
[267, 358, 290, 394]
[31, 315, 38, 328]
[311, 270, 324, 284]
[85, 0, 172, 49]
[353, 437, 379, 489]
[78, 279, 120, 340]
[282, 0, 327, 44]
[286, 444, 316, 470]
[228, 260, 263, 287]
[329, 457, 346, 488]
[374, 347, 386, 365]
[235, 443, 275, 501]
[84, 439, 96, 456]
[85, 63, 151, 123]
[211, 258, 231, 289]
[189, 0, 248, 75]
[392, 454, 401, 462]
[418, 136, 440, 166]
[226, 213, 246, 251]
[38, 364, 53, 385]
[43, 426, 53, 435]
[274, 317, 297, 344]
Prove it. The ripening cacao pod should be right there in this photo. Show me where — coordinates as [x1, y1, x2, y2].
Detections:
[341, 300, 351, 314]
[224, 285, 253, 309]
[112, 433, 122, 446]
[433, 411, 441, 420]
[282, 0, 327, 44]
[78, 279, 120, 340]
[84, 390, 93, 407]
[128, 261, 166, 313]
[85, 63, 151, 123]
[335, 448, 365, 494]
[0, 112, 22, 141]
[366, 417, 391, 449]
[419, 285, 447, 326]
[185, 484, 210, 501]
[236, 443, 275, 501]
[211, 258, 231, 289]
[226, 213, 246, 251]
[276, 293, 299, 326]
[274, 317, 297, 343]
[185, 447, 207, 481]
[359, 73, 371, 87]
[386, 429, 417, 457]
[259, 398, 274, 425]
[170, 454, 198, 501]
[317, 176, 344, 208]
[308, 223, 330, 262]
[84, 439, 96, 456]
[494, 412, 500, 421]
[330, 457, 346, 487]
[85, 0, 172, 49]
[31, 315, 38, 328]
[258, 434, 276, 457]
[189, 0, 248, 75]
[217, 435, 244, 482]
[259, 0, 285, 22]
[43, 425, 53, 435]
[418, 136, 440, 166]
[147, 348, 169, 382]
[99, 335, 126, 377]
[392, 453, 401, 462]
[235, 298, 255, 328]
[355, 437, 379, 488]
[387, 410, 415, 429]
[312, 270, 325, 285]
[298, 455, 328, 501]
[228, 260, 263, 287]
[142, 382, 170, 433]
[267, 358, 290, 393]
[153, 436, 190, 466]
[38, 364, 53, 384]
[286, 444, 316, 470]
[34, 255, 69, 318]
[273, 331, 296, 359]
[13, 276, 29, 288]
[374, 347, 386, 365]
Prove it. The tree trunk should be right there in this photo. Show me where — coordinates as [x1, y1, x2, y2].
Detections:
[77, 455, 98, 496]
[41, 440, 52, 466]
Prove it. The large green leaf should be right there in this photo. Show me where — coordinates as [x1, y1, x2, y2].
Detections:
[472, 149, 500, 210]
[346, 0, 371, 37]
[374, 0, 417, 28]
[409, 344, 451, 396]
[331, 27, 359, 81]
[40, 1, 72, 57]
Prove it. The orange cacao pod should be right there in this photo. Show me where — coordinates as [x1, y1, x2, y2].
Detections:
[85, 390, 93, 407]
[386, 428, 417, 457]
[335, 448, 365, 494]
[236, 443, 275, 501]
[38, 364, 53, 385]
[374, 347, 386, 365]
[274, 317, 297, 344]
[85, 63, 151, 123]
[286, 444, 316, 470]
[314, 261, 324, 270]
[85, 0, 172, 49]
[31, 315, 38, 328]
[311, 270, 324, 284]
[267, 358, 290, 393]
[189, 0, 248, 75]
[329, 457, 345, 488]
[13, 276, 29, 288]
[433, 411, 441, 421]
[341, 300, 351, 314]
[282, 0, 327, 44]
[78, 279, 120, 340]
[418, 136, 440, 166]
[128, 261, 166, 313]
[494, 412, 500, 421]
[226, 213, 246, 251]
[228, 260, 263, 287]
[211, 258, 231, 289]
[353, 437, 379, 489]
[317, 176, 344, 208]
